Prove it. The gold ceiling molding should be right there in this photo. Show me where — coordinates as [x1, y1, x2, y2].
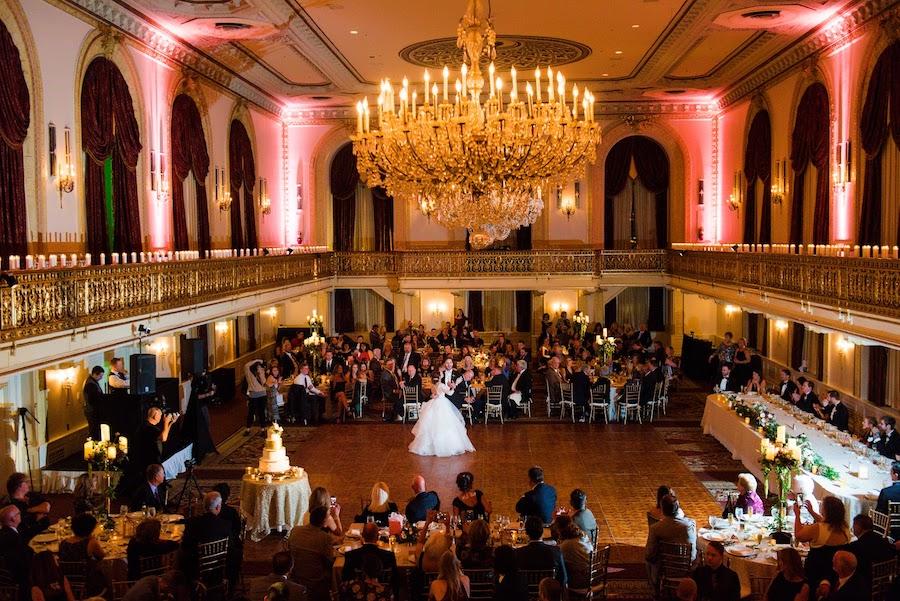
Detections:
[399, 35, 592, 71]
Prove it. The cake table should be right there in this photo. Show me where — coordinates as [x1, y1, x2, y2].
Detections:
[240, 469, 311, 542]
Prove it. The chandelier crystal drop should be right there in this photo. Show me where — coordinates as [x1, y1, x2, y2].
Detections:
[350, 1, 601, 248]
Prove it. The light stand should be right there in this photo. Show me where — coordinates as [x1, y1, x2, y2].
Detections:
[171, 459, 204, 518]
[17, 407, 40, 491]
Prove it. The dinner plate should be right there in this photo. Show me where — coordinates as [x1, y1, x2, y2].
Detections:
[157, 514, 183, 523]
[701, 531, 726, 542]
[32, 533, 57, 544]
[726, 545, 757, 558]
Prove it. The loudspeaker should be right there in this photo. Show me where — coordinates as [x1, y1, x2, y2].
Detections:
[129, 353, 157, 395]
[180, 337, 207, 380]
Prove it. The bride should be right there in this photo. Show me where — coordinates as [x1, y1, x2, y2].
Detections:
[408, 382, 475, 457]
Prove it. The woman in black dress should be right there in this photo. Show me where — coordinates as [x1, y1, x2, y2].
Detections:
[765, 548, 808, 601]
[451, 472, 492, 522]
[184, 371, 217, 462]
[732, 338, 752, 388]
[453, 309, 468, 333]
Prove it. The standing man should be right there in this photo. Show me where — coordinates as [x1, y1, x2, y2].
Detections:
[83, 366, 106, 440]
[107, 357, 130, 395]
[380, 358, 403, 422]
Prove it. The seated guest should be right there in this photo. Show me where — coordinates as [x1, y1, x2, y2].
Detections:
[733, 473, 764, 515]
[777, 369, 798, 402]
[309, 486, 343, 539]
[417, 528, 452, 574]
[122, 569, 192, 601]
[126, 519, 180, 581]
[457, 519, 493, 569]
[570, 363, 591, 421]
[538, 577, 563, 601]
[405, 475, 440, 524]
[821, 390, 849, 431]
[249, 551, 307, 601]
[676, 578, 697, 601]
[877, 416, 899, 460]
[341, 522, 397, 588]
[131, 464, 168, 512]
[640, 358, 664, 407]
[793, 496, 851, 588]
[356, 482, 398, 527]
[294, 363, 326, 426]
[742, 370, 766, 394]
[515, 516, 567, 586]
[452, 472, 492, 522]
[714, 364, 738, 393]
[861, 416, 881, 448]
[340, 555, 391, 601]
[429, 551, 470, 601]
[647, 485, 682, 526]
[379, 359, 403, 422]
[508, 360, 532, 418]
[876, 461, 900, 537]
[645, 495, 697, 590]
[0, 505, 32, 594]
[691, 541, 739, 601]
[815, 550, 869, 600]
[847, 513, 896, 580]
[492, 544, 528, 601]
[287, 505, 335, 601]
[568, 489, 597, 544]
[553, 515, 591, 595]
[796, 380, 820, 414]
[402, 364, 425, 403]
[485, 365, 510, 410]
[2, 472, 50, 541]
[211, 482, 243, 586]
[515, 466, 557, 525]
[59, 513, 105, 563]
[764, 547, 808, 601]
[545, 357, 566, 407]
[180, 492, 232, 578]
[30, 550, 76, 601]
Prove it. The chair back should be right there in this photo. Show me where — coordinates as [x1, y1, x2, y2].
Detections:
[522, 568, 556, 600]
[652, 381, 663, 402]
[624, 380, 641, 404]
[871, 557, 898, 601]
[487, 385, 504, 404]
[463, 568, 495, 600]
[197, 536, 229, 582]
[749, 576, 772, 601]
[59, 560, 89, 598]
[658, 541, 692, 596]
[403, 385, 419, 404]
[138, 552, 174, 577]
[888, 501, 900, 537]
[588, 544, 611, 600]
[590, 383, 609, 404]
[869, 508, 890, 537]
[560, 382, 574, 403]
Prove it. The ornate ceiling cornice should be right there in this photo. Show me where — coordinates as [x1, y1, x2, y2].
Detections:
[719, 0, 899, 108]
[282, 106, 354, 127]
[596, 101, 718, 117]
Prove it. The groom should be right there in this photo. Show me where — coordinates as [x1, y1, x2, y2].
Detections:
[450, 370, 485, 420]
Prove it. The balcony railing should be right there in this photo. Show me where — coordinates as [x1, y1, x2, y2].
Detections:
[1, 248, 897, 343]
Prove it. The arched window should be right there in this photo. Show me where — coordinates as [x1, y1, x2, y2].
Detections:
[170, 93, 210, 253]
[789, 82, 830, 245]
[80, 57, 142, 258]
[858, 41, 900, 246]
[0, 17, 29, 266]
[604, 136, 669, 249]
[330, 142, 393, 251]
[228, 119, 256, 248]
[743, 110, 772, 244]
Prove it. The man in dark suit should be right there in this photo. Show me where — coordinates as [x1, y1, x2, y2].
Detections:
[822, 390, 850, 431]
[248, 551, 307, 601]
[637, 323, 652, 348]
[341, 522, 397, 585]
[715, 364, 738, 393]
[320, 350, 342, 375]
[130, 463, 168, 512]
[448, 369, 473, 410]
[436, 357, 457, 389]
[397, 341, 421, 375]
[514, 516, 567, 586]
[212, 482, 244, 587]
[0, 505, 32, 594]
[691, 541, 740, 601]
[181, 492, 233, 579]
[369, 325, 383, 351]
[817, 550, 870, 600]
[777, 369, 798, 402]
[640, 358, 663, 407]
[515, 466, 557, 525]
[402, 364, 425, 403]
[516, 341, 531, 365]
[796, 380, 820, 414]
[876, 461, 900, 539]
[485, 366, 510, 414]
[848, 514, 896, 580]
[379, 358, 403, 422]
[877, 417, 899, 460]
[508, 360, 532, 419]
[82, 366, 105, 440]
[405, 475, 440, 523]
[570, 363, 591, 421]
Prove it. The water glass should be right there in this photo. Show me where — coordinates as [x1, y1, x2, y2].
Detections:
[734, 507, 744, 520]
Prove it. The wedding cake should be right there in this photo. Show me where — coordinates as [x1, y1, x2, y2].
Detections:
[258, 423, 291, 473]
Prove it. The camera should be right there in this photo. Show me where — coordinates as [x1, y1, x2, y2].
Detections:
[330, 496, 337, 507]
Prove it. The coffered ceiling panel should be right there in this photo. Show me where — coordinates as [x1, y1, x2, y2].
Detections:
[239, 40, 330, 86]
[668, 29, 760, 79]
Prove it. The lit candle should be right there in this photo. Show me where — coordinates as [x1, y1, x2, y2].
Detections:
[535, 68, 542, 103]
[572, 84, 579, 119]
[423, 70, 430, 103]
[118, 435, 128, 453]
[765, 446, 776, 461]
[602, 327, 608, 338]
[431, 83, 438, 110]
[356, 101, 363, 134]
[461, 63, 468, 97]
[489, 62, 496, 97]
[442, 66, 449, 102]
[107, 445, 117, 460]
[776, 425, 786, 444]
[100, 424, 110, 442]
[84, 440, 94, 461]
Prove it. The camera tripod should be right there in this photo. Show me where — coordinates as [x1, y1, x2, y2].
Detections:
[171, 459, 204, 517]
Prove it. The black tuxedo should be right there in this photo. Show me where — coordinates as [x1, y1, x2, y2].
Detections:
[779, 380, 798, 402]
[826, 402, 849, 431]
[405, 491, 441, 523]
[877, 430, 899, 460]
[827, 571, 870, 601]
[182, 512, 233, 578]
[0, 526, 32, 592]
[402, 373, 425, 402]
[397, 351, 421, 372]
[379, 370, 403, 419]
[847, 531, 896, 579]
[515, 482, 557, 525]
[570, 371, 591, 409]
[82, 377, 105, 439]
[640, 368, 663, 406]
[514, 541, 567, 586]
[510, 369, 532, 403]
[691, 564, 741, 601]
[321, 357, 344, 375]
[131, 481, 168, 511]
[876, 482, 900, 536]
[437, 368, 458, 388]
[449, 378, 475, 412]
[797, 392, 819, 414]
[716, 374, 738, 392]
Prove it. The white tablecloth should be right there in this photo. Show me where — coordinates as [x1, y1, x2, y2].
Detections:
[240, 470, 311, 542]
[701, 394, 888, 518]
[697, 529, 780, 598]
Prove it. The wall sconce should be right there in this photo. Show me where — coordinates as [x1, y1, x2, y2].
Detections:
[214, 321, 229, 335]
[428, 301, 446, 317]
[265, 307, 278, 320]
[551, 302, 570, 314]
[836, 336, 854, 354]
[724, 304, 739, 315]
[149, 339, 169, 355]
[51, 123, 75, 205]
[560, 196, 576, 220]
[774, 319, 788, 332]
[419, 196, 435, 221]
[837, 305, 854, 325]
[770, 159, 787, 205]
[833, 140, 851, 190]
[727, 170, 742, 211]
[151, 145, 169, 205]
[214, 166, 232, 212]
[258, 177, 271, 216]
[296, 182, 303, 211]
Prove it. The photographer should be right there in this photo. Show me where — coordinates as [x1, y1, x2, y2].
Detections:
[120, 407, 178, 496]
[184, 371, 217, 463]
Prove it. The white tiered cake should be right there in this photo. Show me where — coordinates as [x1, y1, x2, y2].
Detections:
[258, 423, 291, 474]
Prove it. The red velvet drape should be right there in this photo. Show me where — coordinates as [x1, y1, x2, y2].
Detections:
[858, 42, 900, 245]
[331, 143, 358, 251]
[171, 94, 210, 253]
[80, 57, 143, 259]
[743, 110, 772, 244]
[0, 18, 29, 267]
[790, 83, 830, 245]
[603, 136, 669, 248]
[228, 120, 256, 249]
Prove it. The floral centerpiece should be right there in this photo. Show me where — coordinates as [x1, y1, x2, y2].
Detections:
[471, 351, 490, 371]
[306, 309, 324, 331]
[304, 331, 324, 376]
[572, 312, 590, 339]
[595, 334, 616, 363]
[83, 428, 129, 524]
[760, 438, 801, 532]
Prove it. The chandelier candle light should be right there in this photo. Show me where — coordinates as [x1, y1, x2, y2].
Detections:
[351, 1, 600, 248]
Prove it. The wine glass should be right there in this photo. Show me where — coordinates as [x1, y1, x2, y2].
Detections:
[734, 507, 744, 521]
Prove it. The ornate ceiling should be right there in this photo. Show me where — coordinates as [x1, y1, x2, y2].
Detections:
[108, 0, 862, 109]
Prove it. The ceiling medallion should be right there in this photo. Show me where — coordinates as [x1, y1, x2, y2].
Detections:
[351, 0, 601, 248]
[400, 35, 591, 72]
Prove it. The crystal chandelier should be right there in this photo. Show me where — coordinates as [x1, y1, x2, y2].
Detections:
[351, 1, 601, 248]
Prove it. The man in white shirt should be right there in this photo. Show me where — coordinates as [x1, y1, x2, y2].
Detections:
[715, 364, 737, 393]
[398, 341, 420, 376]
[295, 364, 325, 425]
[108, 357, 130, 393]
[438, 357, 456, 388]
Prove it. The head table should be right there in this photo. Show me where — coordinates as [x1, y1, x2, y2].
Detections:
[701, 393, 891, 518]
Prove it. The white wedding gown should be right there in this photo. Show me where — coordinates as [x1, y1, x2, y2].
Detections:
[408, 383, 476, 457]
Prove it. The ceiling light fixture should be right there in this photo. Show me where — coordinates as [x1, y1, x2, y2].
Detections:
[631, 24, 640, 28]
[350, 0, 600, 248]
[615, 50, 623, 55]
[350, 30, 359, 34]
